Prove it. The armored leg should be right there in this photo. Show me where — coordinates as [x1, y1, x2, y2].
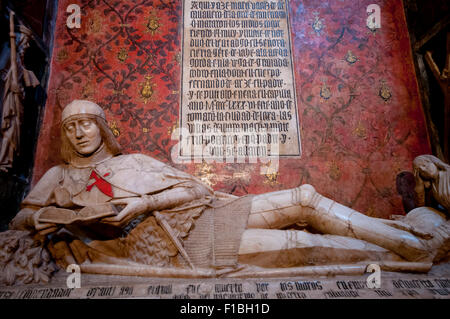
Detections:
[247, 184, 435, 261]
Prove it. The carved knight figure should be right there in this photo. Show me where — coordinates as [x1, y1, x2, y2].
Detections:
[1, 100, 449, 285]
[413, 154, 450, 214]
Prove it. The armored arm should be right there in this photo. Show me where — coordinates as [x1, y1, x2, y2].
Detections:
[104, 182, 212, 228]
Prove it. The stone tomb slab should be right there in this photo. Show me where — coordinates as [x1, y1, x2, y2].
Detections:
[1, 262, 449, 299]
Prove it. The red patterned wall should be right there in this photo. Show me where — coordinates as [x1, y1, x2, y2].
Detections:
[33, 0, 431, 218]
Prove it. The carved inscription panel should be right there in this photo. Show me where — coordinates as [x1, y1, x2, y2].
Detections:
[180, 0, 301, 159]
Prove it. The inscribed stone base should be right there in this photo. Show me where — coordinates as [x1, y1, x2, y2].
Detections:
[1, 262, 449, 299]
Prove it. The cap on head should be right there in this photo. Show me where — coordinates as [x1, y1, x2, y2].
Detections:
[62, 100, 106, 123]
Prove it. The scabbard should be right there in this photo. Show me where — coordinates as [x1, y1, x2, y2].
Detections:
[153, 211, 196, 270]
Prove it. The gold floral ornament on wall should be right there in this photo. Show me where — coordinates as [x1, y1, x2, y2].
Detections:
[144, 13, 161, 35]
[328, 161, 342, 181]
[175, 51, 182, 65]
[81, 80, 94, 99]
[261, 160, 279, 186]
[379, 80, 392, 102]
[167, 122, 178, 136]
[117, 48, 128, 63]
[108, 121, 120, 137]
[194, 162, 217, 187]
[345, 50, 358, 64]
[320, 80, 332, 101]
[87, 10, 103, 34]
[139, 75, 156, 104]
[113, 88, 126, 96]
[352, 121, 367, 139]
[263, 171, 279, 186]
[56, 49, 69, 63]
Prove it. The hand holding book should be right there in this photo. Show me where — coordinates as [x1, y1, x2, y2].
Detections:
[35, 203, 119, 234]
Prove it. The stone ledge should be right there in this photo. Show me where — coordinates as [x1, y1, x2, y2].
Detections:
[1, 262, 449, 299]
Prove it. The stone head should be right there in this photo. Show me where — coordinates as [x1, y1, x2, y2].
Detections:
[60, 100, 121, 164]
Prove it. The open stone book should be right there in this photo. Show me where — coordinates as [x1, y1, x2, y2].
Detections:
[38, 204, 118, 225]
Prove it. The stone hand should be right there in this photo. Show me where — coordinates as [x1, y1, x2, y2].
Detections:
[30, 210, 58, 235]
[102, 196, 153, 227]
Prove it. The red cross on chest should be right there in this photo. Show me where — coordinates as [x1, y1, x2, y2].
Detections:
[86, 170, 113, 198]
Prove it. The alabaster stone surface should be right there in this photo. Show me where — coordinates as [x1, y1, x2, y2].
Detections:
[0, 100, 449, 286]
[413, 155, 450, 213]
